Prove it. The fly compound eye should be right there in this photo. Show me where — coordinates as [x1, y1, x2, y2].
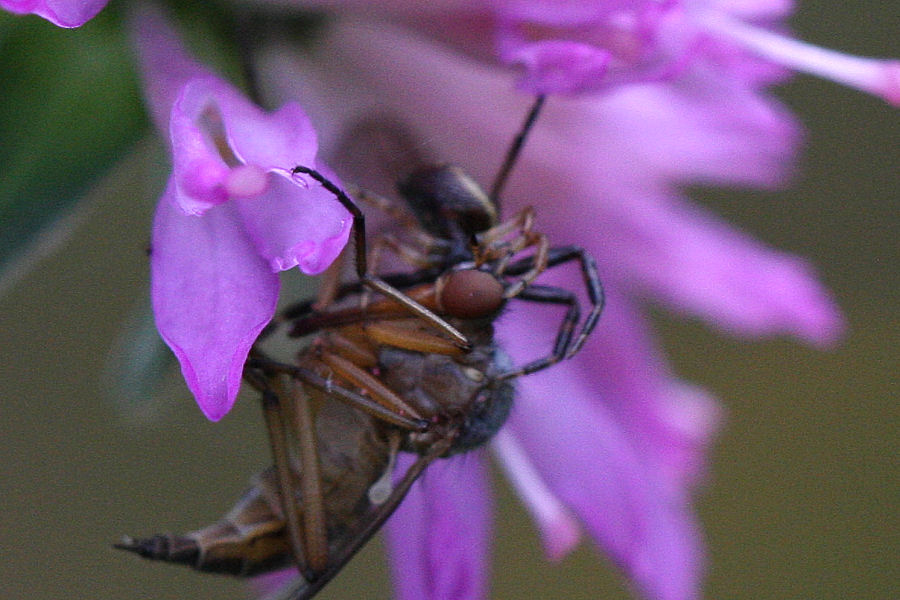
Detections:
[439, 269, 505, 319]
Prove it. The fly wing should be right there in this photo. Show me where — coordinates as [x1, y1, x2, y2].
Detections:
[262, 438, 452, 600]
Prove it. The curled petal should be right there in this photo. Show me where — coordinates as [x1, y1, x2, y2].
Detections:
[508, 361, 704, 600]
[132, 5, 324, 215]
[167, 75, 325, 217]
[217, 92, 320, 174]
[234, 169, 351, 274]
[1, 0, 107, 27]
[134, 1, 318, 171]
[386, 453, 492, 600]
[150, 181, 279, 421]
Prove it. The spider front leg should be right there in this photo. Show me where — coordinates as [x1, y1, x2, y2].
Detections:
[291, 165, 469, 350]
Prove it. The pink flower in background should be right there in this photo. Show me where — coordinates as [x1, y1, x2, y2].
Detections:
[130, 6, 351, 421]
[493, 0, 900, 101]
[250, 8, 862, 598]
[1, 0, 108, 27]
[264, 0, 900, 103]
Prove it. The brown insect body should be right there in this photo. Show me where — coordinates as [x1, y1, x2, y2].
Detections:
[116, 399, 390, 578]
[374, 317, 514, 456]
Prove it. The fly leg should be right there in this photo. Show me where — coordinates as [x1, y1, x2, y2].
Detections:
[505, 245, 603, 356]
[287, 381, 328, 575]
[473, 206, 536, 265]
[489, 94, 546, 204]
[243, 370, 318, 581]
[348, 184, 442, 311]
[246, 352, 427, 431]
[290, 435, 454, 600]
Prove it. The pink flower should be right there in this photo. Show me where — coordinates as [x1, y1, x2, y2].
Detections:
[1, 0, 108, 27]
[130, 6, 351, 421]
[249, 10, 860, 599]
[493, 0, 900, 102]
[261, 0, 900, 104]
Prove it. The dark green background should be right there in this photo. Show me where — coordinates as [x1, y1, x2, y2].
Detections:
[0, 5, 896, 600]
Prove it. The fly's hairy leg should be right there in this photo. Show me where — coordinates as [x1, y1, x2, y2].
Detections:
[246, 352, 427, 432]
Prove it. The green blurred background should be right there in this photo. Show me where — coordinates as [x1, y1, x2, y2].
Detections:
[0, 4, 896, 600]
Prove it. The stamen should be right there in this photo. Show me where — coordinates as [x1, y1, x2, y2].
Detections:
[701, 13, 900, 106]
[492, 429, 581, 561]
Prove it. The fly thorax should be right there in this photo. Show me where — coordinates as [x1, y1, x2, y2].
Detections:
[378, 345, 514, 456]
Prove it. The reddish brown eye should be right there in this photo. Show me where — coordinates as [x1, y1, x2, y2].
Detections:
[439, 269, 504, 319]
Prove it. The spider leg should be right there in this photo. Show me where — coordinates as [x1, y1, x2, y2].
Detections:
[497, 245, 604, 380]
[497, 284, 580, 381]
[291, 165, 470, 350]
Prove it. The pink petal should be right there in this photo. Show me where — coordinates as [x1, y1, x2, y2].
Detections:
[494, 0, 680, 92]
[495, 0, 649, 25]
[1, 0, 107, 27]
[129, 3, 207, 132]
[529, 185, 844, 345]
[150, 181, 279, 421]
[385, 452, 492, 600]
[492, 429, 582, 560]
[216, 91, 320, 174]
[508, 361, 705, 600]
[503, 288, 722, 490]
[251, 569, 298, 598]
[710, 0, 794, 19]
[234, 168, 351, 274]
[500, 39, 612, 94]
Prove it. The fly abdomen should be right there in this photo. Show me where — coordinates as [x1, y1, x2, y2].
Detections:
[115, 468, 291, 576]
[114, 533, 200, 567]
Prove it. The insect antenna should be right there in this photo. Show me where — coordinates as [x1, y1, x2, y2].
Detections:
[489, 94, 546, 205]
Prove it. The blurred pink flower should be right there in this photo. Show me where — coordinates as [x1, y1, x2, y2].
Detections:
[493, 0, 900, 101]
[250, 10, 856, 599]
[130, 6, 351, 421]
[258, 0, 900, 103]
[1, 0, 108, 27]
